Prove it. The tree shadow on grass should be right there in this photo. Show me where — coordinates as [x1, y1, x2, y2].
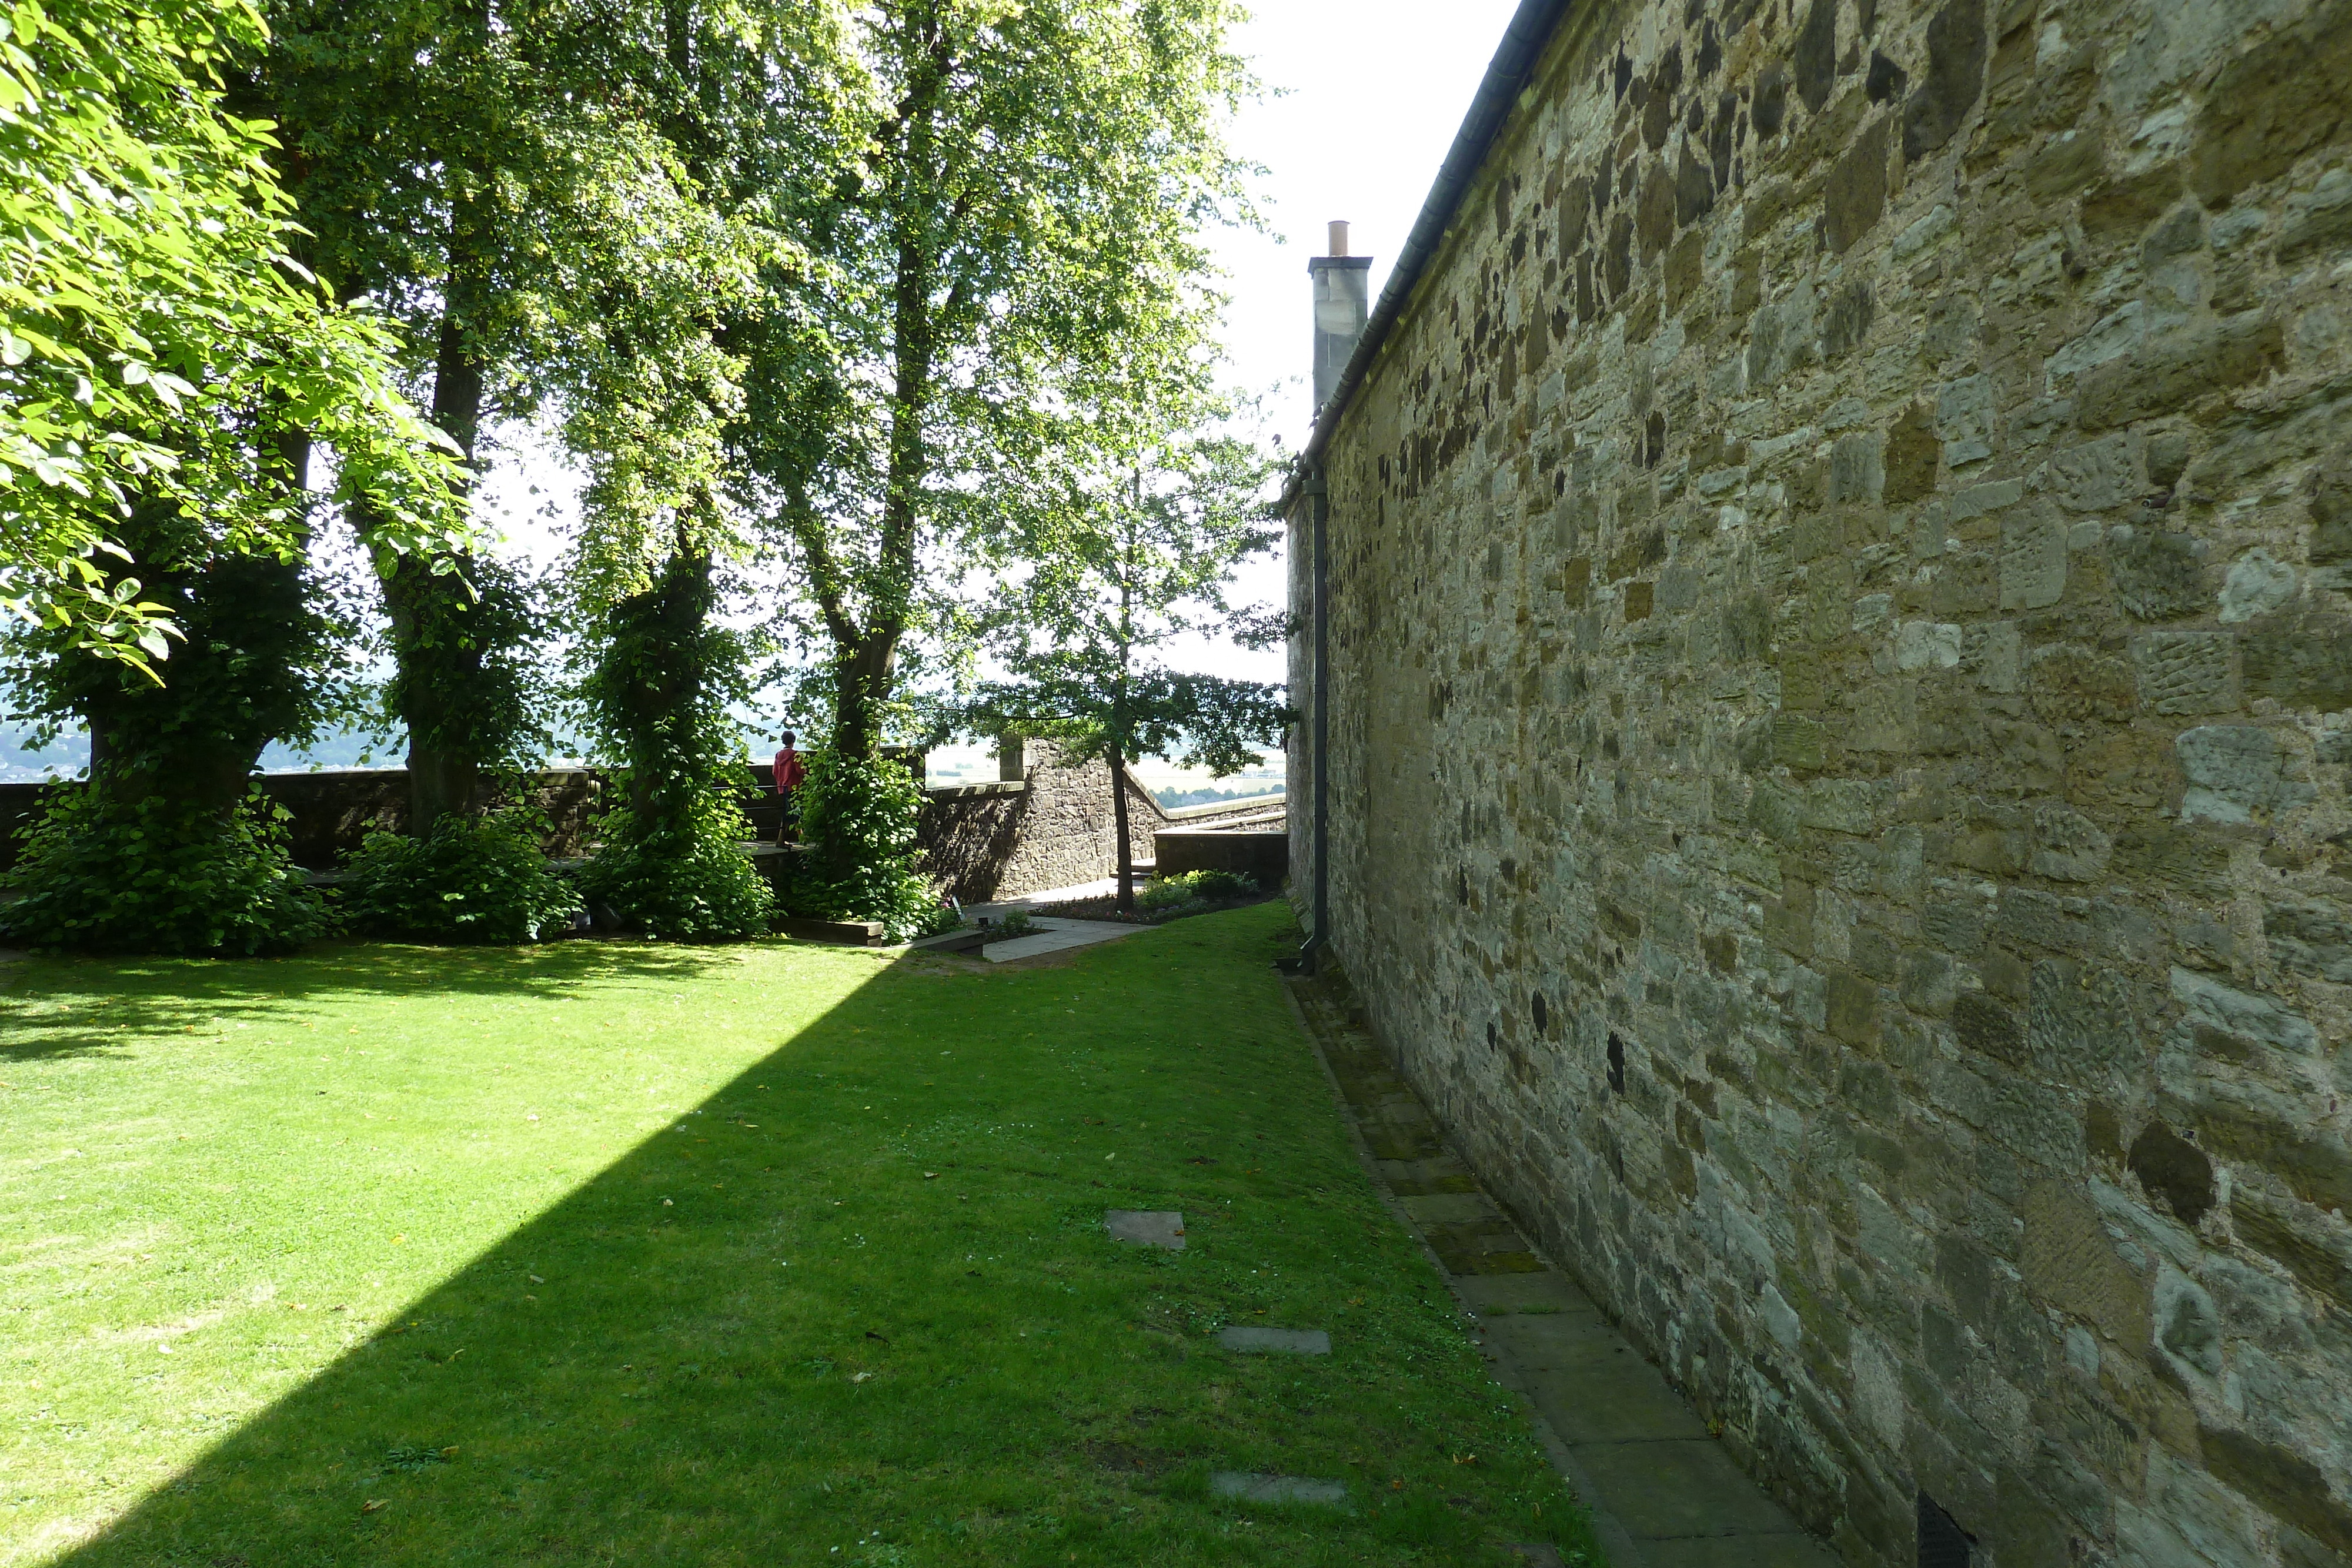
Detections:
[33, 912, 1571, 1567]
[39, 964, 944, 1568]
[0, 939, 750, 1064]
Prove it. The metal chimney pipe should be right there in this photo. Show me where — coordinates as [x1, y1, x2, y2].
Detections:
[1327, 219, 1351, 257]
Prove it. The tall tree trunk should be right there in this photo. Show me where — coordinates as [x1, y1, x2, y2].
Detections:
[1109, 741, 1135, 914]
[389, 153, 493, 837]
[614, 552, 712, 832]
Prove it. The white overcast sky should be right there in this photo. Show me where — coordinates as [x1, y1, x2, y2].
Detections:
[6, 1, 1522, 774]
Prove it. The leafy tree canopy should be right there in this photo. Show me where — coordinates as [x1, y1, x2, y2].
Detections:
[732, 0, 1258, 758]
[0, 0, 463, 676]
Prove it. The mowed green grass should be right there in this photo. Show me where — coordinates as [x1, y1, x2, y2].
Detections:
[1, 903, 1589, 1566]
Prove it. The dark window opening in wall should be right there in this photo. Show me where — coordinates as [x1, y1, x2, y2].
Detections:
[1487, 1019, 1501, 1051]
[1916, 1492, 1973, 1567]
[1532, 991, 1549, 1034]
[1606, 1033, 1626, 1094]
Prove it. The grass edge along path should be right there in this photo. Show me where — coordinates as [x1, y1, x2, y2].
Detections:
[2, 903, 1596, 1566]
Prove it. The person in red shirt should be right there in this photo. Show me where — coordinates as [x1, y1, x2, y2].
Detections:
[772, 731, 807, 844]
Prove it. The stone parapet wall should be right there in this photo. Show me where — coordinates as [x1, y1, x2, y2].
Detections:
[0, 754, 1284, 904]
[1297, 1, 2352, 1563]
[0, 768, 606, 872]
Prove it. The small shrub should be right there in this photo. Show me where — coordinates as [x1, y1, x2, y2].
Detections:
[986, 910, 1037, 939]
[579, 792, 774, 941]
[340, 811, 583, 944]
[790, 753, 936, 941]
[1137, 868, 1259, 913]
[0, 788, 330, 957]
[913, 900, 965, 939]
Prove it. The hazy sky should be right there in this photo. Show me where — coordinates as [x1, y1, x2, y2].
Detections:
[1119, 0, 1525, 694]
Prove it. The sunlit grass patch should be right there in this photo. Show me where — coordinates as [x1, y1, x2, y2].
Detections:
[1, 907, 1591, 1566]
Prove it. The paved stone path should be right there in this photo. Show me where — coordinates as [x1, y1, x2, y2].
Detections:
[979, 917, 1137, 964]
[1284, 977, 1837, 1568]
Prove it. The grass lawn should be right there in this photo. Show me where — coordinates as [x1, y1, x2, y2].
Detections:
[1, 902, 1591, 1566]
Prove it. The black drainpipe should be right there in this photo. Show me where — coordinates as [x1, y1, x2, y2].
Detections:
[1284, 467, 1332, 975]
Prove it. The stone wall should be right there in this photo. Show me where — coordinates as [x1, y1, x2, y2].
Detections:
[1, 751, 1283, 904]
[1294, 1, 2352, 1563]
[0, 768, 605, 872]
[917, 742, 1284, 902]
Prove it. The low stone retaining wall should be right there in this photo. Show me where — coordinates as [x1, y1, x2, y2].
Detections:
[1155, 830, 1288, 884]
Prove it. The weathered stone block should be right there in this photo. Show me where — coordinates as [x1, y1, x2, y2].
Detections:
[1827, 967, 1880, 1047]
[2130, 631, 2235, 716]
[1901, 0, 1990, 161]
[1998, 509, 2066, 610]
[2042, 434, 2139, 513]
[1828, 430, 1885, 503]
[2075, 313, 2285, 430]
[2241, 614, 2352, 712]
[2175, 726, 2312, 825]
[1824, 117, 1889, 255]
[1938, 375, 1996, 467]
[2022, 1179, 2149, 1346]
[2189, 0, 2352, 208]
[2108, 527, 2208, 621]
[1883, 402, 1940, 503]
[2029, 959, 2141, 1084]
[2264, 900, 2352, 984]
[1952, 989, 2025, 1065]
[2217, 548, 2297, 624]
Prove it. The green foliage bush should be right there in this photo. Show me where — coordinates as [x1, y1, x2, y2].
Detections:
[579, 793, 775, 942]
[1135, 868, 1258, 914]
[790, 753, 936, 942]
[0, 789, 330, 956]
[339, 812, 583, 944]
[575, 557, 776, 942]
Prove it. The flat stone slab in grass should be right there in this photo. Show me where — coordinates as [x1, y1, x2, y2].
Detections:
[1217, 1326, 1330, 1356]
[1105, 1209, 1185, 1249]
[1211, 1472, 1349, 1507]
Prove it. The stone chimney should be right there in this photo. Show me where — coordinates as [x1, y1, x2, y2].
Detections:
[1308, 220, 1372, 410]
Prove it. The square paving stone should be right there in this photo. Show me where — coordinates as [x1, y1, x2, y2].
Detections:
[1641, 1532, 1837, 1567]
[1572, 1439, 1808, 1539]
[1455, 1273, 1598, 1316]
[1105, 1209, 1185, 1249]
[1210, 1472, 1349, 1507]
[1217, 1326, 1331, 1355]
[1374, 1156, 1480, 1195]
[1399, 1192, 1497, 1225]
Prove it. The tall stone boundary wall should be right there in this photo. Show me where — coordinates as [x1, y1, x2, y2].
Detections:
[1296, 0, 2352, 1563]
